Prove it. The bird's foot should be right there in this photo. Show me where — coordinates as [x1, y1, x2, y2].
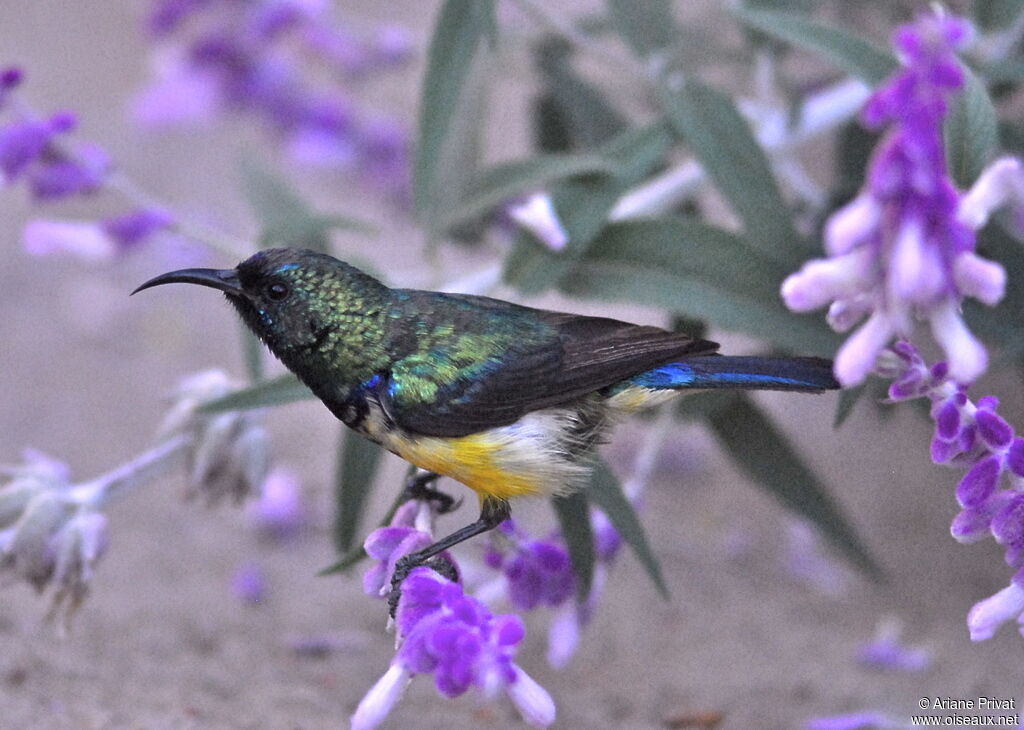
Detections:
[387, 552, 459, 617]
[403, 470, 461, 514]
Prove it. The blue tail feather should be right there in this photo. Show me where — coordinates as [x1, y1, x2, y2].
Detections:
[620, 356, 838, 393]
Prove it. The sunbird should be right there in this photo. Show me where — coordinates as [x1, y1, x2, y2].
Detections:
[135, 248, 838, 585]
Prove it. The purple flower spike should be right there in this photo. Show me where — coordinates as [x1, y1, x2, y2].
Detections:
[353, 567, 555, 729]
[781, 10, 1006, 386]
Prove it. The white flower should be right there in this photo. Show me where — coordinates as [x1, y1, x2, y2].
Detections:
[507, 193, 569, 251]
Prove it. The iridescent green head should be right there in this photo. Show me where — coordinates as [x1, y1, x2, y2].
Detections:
[132, 248, 388, 359]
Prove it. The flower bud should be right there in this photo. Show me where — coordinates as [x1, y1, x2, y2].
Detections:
[2, 491, 73, 591]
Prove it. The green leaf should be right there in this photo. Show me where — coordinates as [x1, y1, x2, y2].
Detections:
[833, 384, 865, 429]
[732, 6, 898, 84]
[659, 78, 800, 265]
[240, 324, 264, 383]
[414, 0, 495, 222]
[240, 162, 374, 250]
[320, 482, 412, 576]
[999, 122, 1024, 156]
[559, 218, 841, 355]
[551, 491, 595, 600]
[607, 0, 676, 59]
[333, 427, 385, 554]
[438, 153, 616, 233]
[706, 393, 880, 578]
[198, 373, 314, 414]
[587, 459, 668, 598]
[974, 0, 1024, 31]
[534, 38, 628, 152]
[945, 65, 999, 188]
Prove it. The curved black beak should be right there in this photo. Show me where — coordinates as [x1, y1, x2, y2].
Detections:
[131, 268, 243, 297]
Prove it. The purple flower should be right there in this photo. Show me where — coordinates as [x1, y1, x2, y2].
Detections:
[0, 109, 112, 202]
[0, 66, 23, 109]
[781, 11, 1007, 386]
[967, 582, 1024, 641]
[499, 529, 575, 612]
[784, 520, 849, 596]
[879, 342, 1024, 644]
[856, 619, 932, 672]
[249, 466, 306, 540]
[361, 500, 436, 599]
[26, 142, 109, 200]
[0, 117, 62, 183]
[102, 208, 176, 249]
[24, 208, 176, 263]
[232, 563, 267, 604]
[352, 567, 556, 729]
[134, 0, 414, 203]
[482, 512, 622, 668]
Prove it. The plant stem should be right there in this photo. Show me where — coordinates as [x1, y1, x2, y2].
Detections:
[66, 434, 191, 508]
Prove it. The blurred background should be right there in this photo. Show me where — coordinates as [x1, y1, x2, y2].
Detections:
[1, 2, 1021, 728]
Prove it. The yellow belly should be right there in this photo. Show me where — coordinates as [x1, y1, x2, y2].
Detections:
[389, 432, 544, 501]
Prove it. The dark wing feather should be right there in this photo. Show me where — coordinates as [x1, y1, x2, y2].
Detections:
[386, 302, 718, 437]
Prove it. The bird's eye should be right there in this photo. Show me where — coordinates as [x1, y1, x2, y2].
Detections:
[266, 281, 290, 301]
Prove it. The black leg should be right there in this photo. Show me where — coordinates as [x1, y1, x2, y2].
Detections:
[388, 497, 511, 615]
[402, 469, 461, 514]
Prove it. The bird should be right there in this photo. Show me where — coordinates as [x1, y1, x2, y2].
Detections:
[134, 247, 838, 586]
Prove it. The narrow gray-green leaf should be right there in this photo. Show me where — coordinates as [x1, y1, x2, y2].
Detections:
[534, 39, 628, 151]
[333, 426, 385, 554]
[439, 153, 615, 233]
[974, 0, 1023, 31]
[587, 458, 668, 598]
[240, 323, 264, 383]
[607, 0, 676, 58]
[660, 78, 800, 265]
[198, 373, 314, 414]
[560, 218, 841, 355]
[733, 7, 898, 84]
[414, 0, 495, 220]
[240, 161, 375, 249]
[551, 491, 595, 600]
[833, 384, 865, 429]
[706, 393, 880, 578]
[964, 223, 1024, 358]
[945, 65, 998, 188]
